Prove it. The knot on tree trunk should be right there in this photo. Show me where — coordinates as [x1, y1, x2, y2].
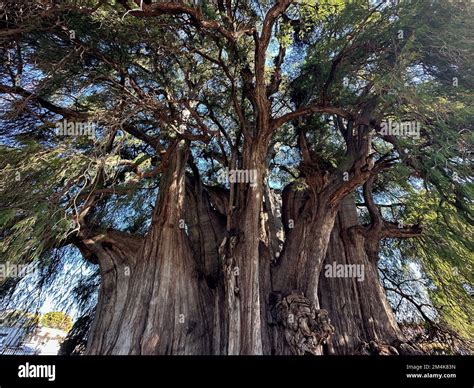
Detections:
[270, 291, 335, 355]
[357, 340, 423, 355]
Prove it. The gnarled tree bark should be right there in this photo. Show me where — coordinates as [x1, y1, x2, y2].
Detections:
[84, 141, 213, 354]
[320, 196, 401, 354]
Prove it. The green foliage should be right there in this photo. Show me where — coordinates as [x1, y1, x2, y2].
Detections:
[0, 142, 93, 269]
[403, 191, 473, 345]
[40, 311, 73, 332]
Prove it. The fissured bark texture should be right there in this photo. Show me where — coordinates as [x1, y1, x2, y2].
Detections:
[83, 173, 409, 355]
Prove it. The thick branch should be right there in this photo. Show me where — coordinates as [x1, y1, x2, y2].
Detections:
[381, 222, 422, 239]
[271, 104, 355, 130]
[122, 1, 250, 43]
[0, 84, 88, 119]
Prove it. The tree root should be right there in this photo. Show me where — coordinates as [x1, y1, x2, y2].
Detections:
[357, 340, 423, 355]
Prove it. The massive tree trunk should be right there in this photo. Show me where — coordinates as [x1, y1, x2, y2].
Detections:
[319, 196, 422, 355]
[319, 196, 403, 355]
[83, 141, 213, 355]
[81, 138, 274, 355]
[185, 170, 228, 355]
[78, 230, 142, 354]
[221, 140, 268, 355]
[270, 183, 337, 355]
[274, 190, 337, 303]
[79, 142, 415, 355]
[79, 182, 416, 355]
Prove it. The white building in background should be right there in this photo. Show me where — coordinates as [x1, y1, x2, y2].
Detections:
[24, 326, 68, 355]
[0, 326, 68, 355]
[0, 310, 70, 354]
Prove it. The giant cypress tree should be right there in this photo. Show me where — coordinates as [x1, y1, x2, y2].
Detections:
[0, 0, 472, 355]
